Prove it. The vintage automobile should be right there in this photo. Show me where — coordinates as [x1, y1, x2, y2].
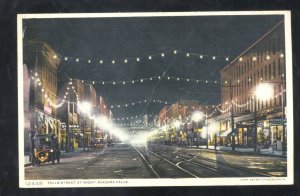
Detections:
[93, 139, 104, 149]
[31, 134, 60, 166]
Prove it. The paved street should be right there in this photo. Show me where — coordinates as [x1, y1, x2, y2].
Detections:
[25, 143, 286, 179]
[25, 144, 153, 179]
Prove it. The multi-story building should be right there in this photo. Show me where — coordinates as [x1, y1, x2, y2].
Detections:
[83, 83, 97, 146]
[94, 96, 110, 143]
[220, 21, 286, 148]
[24, 41, 60, 137]
[156, 100, 217, 144]
[158, 106, 171, 127]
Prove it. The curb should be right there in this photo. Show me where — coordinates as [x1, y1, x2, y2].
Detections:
[187, 146, 287, 158]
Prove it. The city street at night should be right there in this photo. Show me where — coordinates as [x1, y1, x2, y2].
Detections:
[19, 12, 293, 186]
[25, 143, 287, 179]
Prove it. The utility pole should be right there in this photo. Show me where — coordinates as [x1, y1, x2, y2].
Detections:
[66, 100, 70, 152]
[72, 102, 74, 152]
[206, 114, 208, 149]
[254, 95, 257, 152]
[281, 83, 286, 155]
[230, 80, 236, 151]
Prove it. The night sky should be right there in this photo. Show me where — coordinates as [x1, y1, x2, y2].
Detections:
[23, 14, 283, 120]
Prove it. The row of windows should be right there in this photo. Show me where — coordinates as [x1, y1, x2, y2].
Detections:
[229, 83, 285, 113]
[43, 63, 57, 88]
[232, 54, 284, 79]
[231, 57, 285, 97]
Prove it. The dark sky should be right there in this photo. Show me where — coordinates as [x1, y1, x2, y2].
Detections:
[23, 14, 283, 120]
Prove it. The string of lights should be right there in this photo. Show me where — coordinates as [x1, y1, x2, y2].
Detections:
[73, 75, 220, 86]
[110, 99, 168, 109]
[41, 49, 232, 66]
[112, 114, 144, 121]
[218, 89, 286, 113]
[30, 72, 79, 109]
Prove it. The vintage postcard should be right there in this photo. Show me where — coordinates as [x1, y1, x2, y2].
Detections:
[18, 11, 293, 187]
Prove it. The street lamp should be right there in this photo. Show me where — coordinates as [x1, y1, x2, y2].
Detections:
[79, 101, 91, 152]
[254, 83, 273, 152]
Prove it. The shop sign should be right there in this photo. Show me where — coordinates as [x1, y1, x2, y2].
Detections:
[269, 118, 285, 126]
[61, 123, 80, 129]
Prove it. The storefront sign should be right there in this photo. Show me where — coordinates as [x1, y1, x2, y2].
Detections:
[61, 124, 80, 129]
[269, 118, 286, 126]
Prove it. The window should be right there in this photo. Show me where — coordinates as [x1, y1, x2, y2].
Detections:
[247, 59, 249, 71]
[273, 38, 276, 54]
[278, 58, 281, 76]
[260, 47, 263, 63]
[273, 61, 276, 78]
[279, 84, 282, 105]
[265, 66, 267, 81]
[269, 63, 271, 79]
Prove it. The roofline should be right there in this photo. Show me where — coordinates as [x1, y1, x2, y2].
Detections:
[220, 20, 284, 73]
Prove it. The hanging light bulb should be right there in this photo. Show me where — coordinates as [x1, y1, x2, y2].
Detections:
[186, 53, 190, 57]
[226, 57, 229, 61]
[100, 60, 103, 64]
[136, 58, 140, 62]
[76, 58, 79, 62]
[200, 55, 203, 59]
[173, 50, 177, 54]
[123, 81, 125, 84]
[212, 56, 216, 60]
[112, 60, 115, 64]
[88, 60, 91, 63]
[124, 59, 128, 63]
[64, 57, 68, 61]
[177, 78, 180, 81]
[148, 56, 152, 60]
[161, 53, 165, 57]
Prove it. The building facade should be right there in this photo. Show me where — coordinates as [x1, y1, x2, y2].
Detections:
[24, 41, 61, 140]
[220, 21, 286, 149]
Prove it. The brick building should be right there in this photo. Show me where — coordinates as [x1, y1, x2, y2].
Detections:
[219, 21, 286, 148]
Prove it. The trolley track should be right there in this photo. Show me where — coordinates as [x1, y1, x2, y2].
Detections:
[132, 145, 229, 178]
[149, 145, 279, 177]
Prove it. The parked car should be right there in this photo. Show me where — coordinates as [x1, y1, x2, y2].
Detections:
[31, 134, 60, 166]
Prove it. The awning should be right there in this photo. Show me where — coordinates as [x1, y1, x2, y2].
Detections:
[220, 129, 232, 137]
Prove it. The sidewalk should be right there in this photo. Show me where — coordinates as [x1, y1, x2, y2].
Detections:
[189, 145, 286, 157]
